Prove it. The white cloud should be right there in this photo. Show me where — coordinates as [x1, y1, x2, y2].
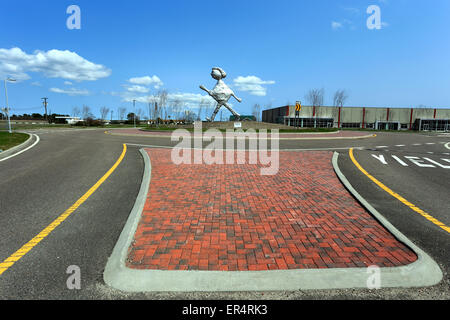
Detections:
[64, 81, 73, 85]
[128, 75, 163, 89]
[0, 47, 111, 82]
[31, 81, 42, 87]
[232, 75, 275, 96]
[125, 85, 150, 93]
[331, 21, 343, 30]
[50, 87, 90, 96]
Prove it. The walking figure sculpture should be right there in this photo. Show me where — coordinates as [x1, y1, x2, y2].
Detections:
[200, 67, 241, 122]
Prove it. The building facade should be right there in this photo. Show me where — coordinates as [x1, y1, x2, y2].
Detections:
[262, 105, 450, 131]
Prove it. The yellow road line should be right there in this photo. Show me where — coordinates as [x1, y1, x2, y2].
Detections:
[0, 144, 127, 276]
[349, 148, 450, 234]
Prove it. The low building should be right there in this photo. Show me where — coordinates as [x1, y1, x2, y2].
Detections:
[54, 116, 83, 124]
[262, 105, 450, 131]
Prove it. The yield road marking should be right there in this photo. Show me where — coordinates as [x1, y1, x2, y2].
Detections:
[350, 148, 450, 233]
[391, 155, 409, 166]
[371, 153, 450, 168]
[0, 134, 40, 162]
[0, 144, 127, 276]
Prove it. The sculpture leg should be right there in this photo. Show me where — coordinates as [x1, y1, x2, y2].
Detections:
[208, 104, 221, 122]
[223, 102, 240, 119]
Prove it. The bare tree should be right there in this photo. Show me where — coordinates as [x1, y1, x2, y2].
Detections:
[136, 108, 144, 120]
[118, 107, 126, 121]
[198, 98, 210, 121]
[170, 98, 183, 120]
[252, 104, 261, 121]
[156, 90, 168, 120]
[306, 88, 325, 107]
[333, 90, 348, 107]
[72, 106, 81, 118]
[82, 105, 93, 120]
[100, 106, 110, 120]
[205, 101, 215, 120]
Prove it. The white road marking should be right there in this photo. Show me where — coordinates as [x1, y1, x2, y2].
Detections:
[0, 134, 40, 162]
[426, 143, 435, 145]
[423, 158, 450, 169]
[413, 143, 422, 146]
[371, 152, 450, 169]
[395, 145, 406, 147]
[391, 155, 409, 166]
[376, 146, 388, 148]
[371, 154, 387, 164]
[445, 142, 450, 150]
[405, 156, 435, 168]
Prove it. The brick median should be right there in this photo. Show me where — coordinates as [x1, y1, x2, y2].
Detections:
[126, 149, 417, 271]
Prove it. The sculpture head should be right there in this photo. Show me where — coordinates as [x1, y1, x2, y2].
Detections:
[211, 67, 226, 80]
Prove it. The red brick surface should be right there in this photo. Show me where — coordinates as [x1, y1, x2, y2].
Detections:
[126, 149, 417, 271]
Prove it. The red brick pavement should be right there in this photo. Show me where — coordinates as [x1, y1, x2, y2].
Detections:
[126, 149, 417, 271]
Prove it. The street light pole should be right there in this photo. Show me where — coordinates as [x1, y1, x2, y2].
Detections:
[4, 78, 16, 133]
[133, 99, 136, 128]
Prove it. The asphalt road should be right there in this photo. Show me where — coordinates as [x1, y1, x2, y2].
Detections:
[337, 140, 450, 276]
[0, 128, 448, 299]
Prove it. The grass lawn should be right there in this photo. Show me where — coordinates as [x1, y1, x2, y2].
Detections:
[0, 131, 29, 151]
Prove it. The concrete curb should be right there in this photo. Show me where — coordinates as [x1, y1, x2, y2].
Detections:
[0, 132, 38, 162]
[332, 151, 443, 288]
[103, 149, 441, 292]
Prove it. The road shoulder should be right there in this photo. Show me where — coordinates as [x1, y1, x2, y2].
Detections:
[0, 133, 39, 162]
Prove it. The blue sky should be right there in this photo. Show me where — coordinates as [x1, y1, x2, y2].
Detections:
[1, 0, 449, 119]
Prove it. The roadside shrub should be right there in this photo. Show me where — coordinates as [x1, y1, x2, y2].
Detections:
[85, 117, 104, 127]
[74, 121, 86, 126]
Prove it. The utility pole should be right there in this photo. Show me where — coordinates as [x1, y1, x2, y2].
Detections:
[42, 97, 48, 122]
[133, 99, 136, 128]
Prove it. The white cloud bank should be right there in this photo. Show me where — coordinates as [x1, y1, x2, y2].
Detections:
[50, 87, 90, 96]
[126, 85, 150, 93]
[232, 75, 275, 96]
[128, 75, 163, 89]
[0, 47, 111, 82]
